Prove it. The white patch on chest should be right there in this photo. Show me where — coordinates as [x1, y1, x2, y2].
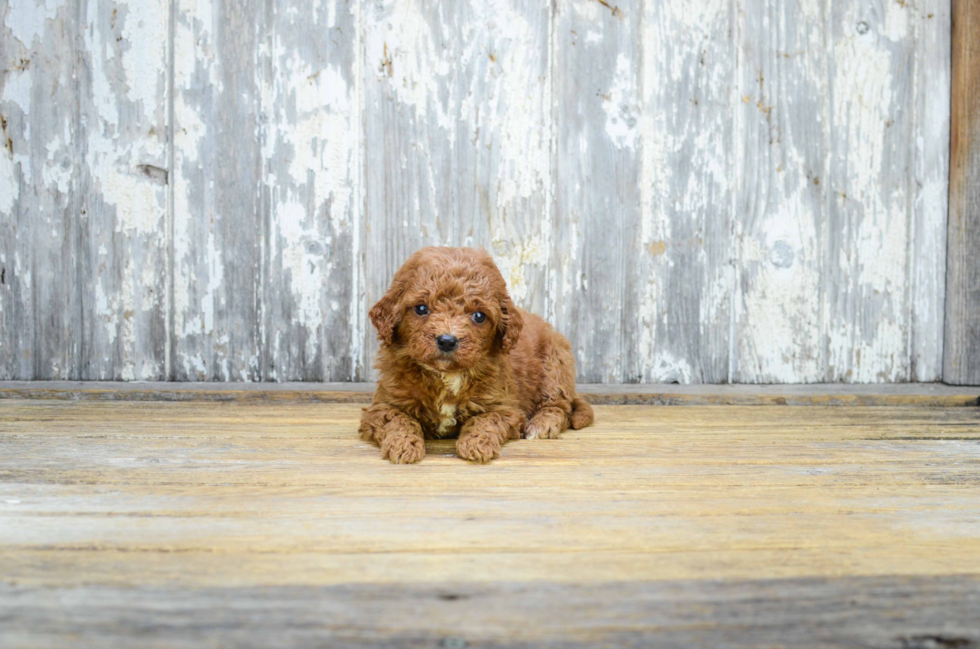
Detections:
[419, 368, 468, 438]
[436, 402, 457, 437]
[442, 372, 464, 395]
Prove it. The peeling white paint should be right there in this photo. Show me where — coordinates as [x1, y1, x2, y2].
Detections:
[2, 0, 951, 384]
[492, 231, 548, 306]
[366, 0, 456, 137]
[2, 69, 32, 116]
[120, 1, 167, 111]
[0, 152, 18, 215]
[41, 135, 71, 193]
[275, 200, 325, 329]
[602, 54, 639, 150]
[4, 0, 65, 47]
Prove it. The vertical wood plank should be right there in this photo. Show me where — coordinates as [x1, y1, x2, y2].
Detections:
[946, 0, 980, 385]
[259, 0, 358, 381]
[910, 0, 950, 382]
[823, 0, 918, 382]
[0, 0, 79, 379]
[635, 0, 735, 383]
[732, 0, 830, 383]
[454, 0, 553, 320]
[358, 0, 552, 379]
[360, 0, 461, 375]
[551, 0, 640, 383]
[0, 0, 957, 385]
[76, 0, 170, 379]
[172, 0, 264, 381]
[943, 0, 980, 385]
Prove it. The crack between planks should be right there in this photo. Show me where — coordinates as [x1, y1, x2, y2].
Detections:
[165, 0, 176, 381]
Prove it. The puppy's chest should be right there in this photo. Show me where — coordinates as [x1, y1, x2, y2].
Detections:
[424, 374, 473, 438]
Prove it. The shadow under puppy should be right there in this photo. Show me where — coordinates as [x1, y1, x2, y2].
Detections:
[359, 247, 595, 464]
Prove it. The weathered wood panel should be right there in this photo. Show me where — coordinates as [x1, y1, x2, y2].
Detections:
[259, 0, 358, 381]
[1, 380, 978, 406]
[823, 0, 919, 382]
[360, 0, 464, 374]
[1, 401, 980, 645]
[635, 0, 734, 383]
[913, 0, 951, 382]
[3, 577, 980, 648]
[731, 0, 949, 383]
[172, 0, 265, 381]
[454, 0, 553, 321]
[0, 0, 955, 383]
[551, 0, 640, 383]
[732, 0, 829, 383]
[359, 0, 552, 375]
[946, 0, 980, 385]
[77, 0, 170, 380]
[0, 0, 80, 379]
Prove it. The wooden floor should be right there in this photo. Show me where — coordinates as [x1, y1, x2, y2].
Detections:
[2, 398, 980, 647]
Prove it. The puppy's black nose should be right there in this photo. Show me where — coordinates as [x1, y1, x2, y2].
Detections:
[436, 334, 458, 353]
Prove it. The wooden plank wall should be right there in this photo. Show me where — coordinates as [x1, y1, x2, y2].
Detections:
[945, 0, 980, 385]
[0, 0, 952, 384]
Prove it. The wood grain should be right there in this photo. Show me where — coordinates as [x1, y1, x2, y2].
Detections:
[946, 0, 980, 385]
[77, 0, 170, 380]
[359, 0, 553, 375]
[171, 0, 265, 381]
[635, 0, 734, 383]
[2, 577, 979, 648]
[2, 401, 979, 584]
[1, 381, 978, 406]
[0, 0, 954, 384]
[259, 0, 358, 381]
[733, 0, 829, 383]
[551, 0, 639, 383]
[912, 0, 951, 382]
[1, 400, 979, 644]
[0, 0, 79, 379]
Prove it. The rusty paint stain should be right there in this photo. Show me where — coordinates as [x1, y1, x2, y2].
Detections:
[593, 0, 623, 19]
[647, 241, 666, 256]
[1, 115, 10, 154]
[381, 43, 393, 77]
[137, 164, 168, 185]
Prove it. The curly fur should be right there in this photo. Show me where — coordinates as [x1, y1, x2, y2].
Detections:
[359, 247, 595, 464]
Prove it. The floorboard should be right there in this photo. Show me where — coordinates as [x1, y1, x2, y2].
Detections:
[2, 401, 979, 646]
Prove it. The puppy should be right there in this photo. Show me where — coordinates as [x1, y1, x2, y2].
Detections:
[359, 246, 595, 464]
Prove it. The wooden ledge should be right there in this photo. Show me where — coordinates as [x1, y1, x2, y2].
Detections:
[0, 381, 977, 406]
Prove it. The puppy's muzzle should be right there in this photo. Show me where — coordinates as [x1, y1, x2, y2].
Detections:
[436, 334, 458, 353]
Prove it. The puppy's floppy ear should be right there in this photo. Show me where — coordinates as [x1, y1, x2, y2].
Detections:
[369, 286, 402, 346]
[496, 294, 524, 353]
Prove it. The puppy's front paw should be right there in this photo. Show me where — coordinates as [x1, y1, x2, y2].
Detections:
[524, 410, 565, 440]
[381, 433, 426, 464]
[456, 432, 501, 464]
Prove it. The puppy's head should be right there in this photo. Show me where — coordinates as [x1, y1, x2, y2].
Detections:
[369, 247, 523, 371]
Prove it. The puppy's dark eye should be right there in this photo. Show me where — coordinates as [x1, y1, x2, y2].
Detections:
[414, 305, 429, 316]
[471, 311, 486, 324]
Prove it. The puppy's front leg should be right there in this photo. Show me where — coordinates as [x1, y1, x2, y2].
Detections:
[456, 409, 524, 464]
[359, 403, 426, 464]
